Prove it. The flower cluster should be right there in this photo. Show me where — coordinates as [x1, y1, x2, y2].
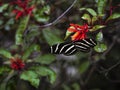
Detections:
[11, 0, 34, 20]
[10, 57, 25, 70]
[67, 23, 88, 41]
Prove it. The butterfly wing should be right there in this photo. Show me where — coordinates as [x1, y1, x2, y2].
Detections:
[50, 42, 77, 55]
[50, 38, 97, 55]
[74, 38, 97, 52]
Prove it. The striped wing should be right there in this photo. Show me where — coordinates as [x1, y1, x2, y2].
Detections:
[50, 38, 97, 55]
[50, 42, 77, 55]
[74, 38, 97, 52]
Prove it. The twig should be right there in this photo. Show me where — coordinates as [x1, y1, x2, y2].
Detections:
[105, 60, 120, 76]
[99, 60, 120, 83]
[30, 0, 77, 28]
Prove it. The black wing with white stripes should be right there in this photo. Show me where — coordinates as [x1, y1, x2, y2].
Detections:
[50, 42, 77, 55]
[50, 38, 97, 55]
[74, 38, 97, 52]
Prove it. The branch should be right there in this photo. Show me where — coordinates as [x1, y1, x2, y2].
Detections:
[30, 0, 77, 28]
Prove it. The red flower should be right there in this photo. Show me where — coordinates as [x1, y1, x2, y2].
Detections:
[67, 23, 88, 41]
[10, 58, 25, 70]
[11, 0, 34, 19]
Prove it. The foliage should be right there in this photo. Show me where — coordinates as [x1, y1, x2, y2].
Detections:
[0, 0, 120, 90]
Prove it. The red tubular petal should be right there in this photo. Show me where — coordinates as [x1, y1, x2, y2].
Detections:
[69, 23, 88, 41]
[15, 11, 23, 20]
[10, 58, 25, 70]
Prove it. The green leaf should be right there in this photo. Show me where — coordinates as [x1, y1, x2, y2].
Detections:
[31, 66, 56, 84]
[80, 8, 97, 16]
[94, 43, 107, 53]
[15, 15, 30, 45]
[96, 32, 103, 42]
[34, 54, 55, 64]
[22, 44, 40, 60]
[0, 49, 12, 58]
[79, 61, 89, 74]
[20, 70, 40, 88]
[106, 13, 120, 22]
[97, 0, 107, 16]
[81, 14, 91, 24]
[64, 30, 73, 40]
[0, 4, 8, 13]
[42, 28, 63, 45]
[89, 25, 105, 32]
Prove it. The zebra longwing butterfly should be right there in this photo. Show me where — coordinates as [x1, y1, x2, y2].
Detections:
[50, 38, 97, 55]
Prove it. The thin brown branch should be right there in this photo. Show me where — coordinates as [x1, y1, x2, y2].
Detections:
[30, 0, 77, 29]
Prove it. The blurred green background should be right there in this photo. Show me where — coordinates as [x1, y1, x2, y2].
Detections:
[0, 0, 120, 90]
